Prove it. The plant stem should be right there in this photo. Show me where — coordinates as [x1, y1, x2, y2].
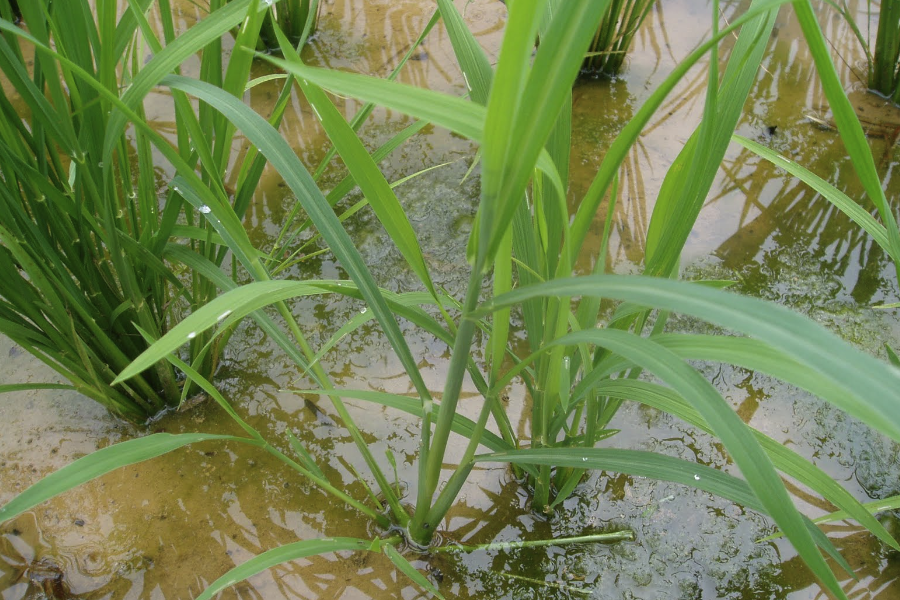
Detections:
[432, 530, 635, 553]
[871, 0, 900, 98]
[411, 263, 486, 544]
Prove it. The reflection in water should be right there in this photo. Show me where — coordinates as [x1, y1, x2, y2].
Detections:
[776, 527, 900, 599]
[710, 1, 900, 306]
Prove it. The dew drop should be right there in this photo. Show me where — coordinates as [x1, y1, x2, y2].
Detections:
[581, 457, 588, 462]
[199, 205, 212, 214]
[217, 310, 232, 321]
[360, 307, 367, 314]
[187, 332, 197, 340]
[693, 474, 701, 481]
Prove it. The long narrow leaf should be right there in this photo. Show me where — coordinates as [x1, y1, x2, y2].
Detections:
[475, 446, 851, 573]
[733, 135, 892, 257]
[160, 75, 431, 403]
[476, 275, 900, 442]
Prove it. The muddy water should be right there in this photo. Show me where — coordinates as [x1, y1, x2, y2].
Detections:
[2, 0, 900, 598]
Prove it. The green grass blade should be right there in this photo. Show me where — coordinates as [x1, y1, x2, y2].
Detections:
[0, 33, 77, 153]
[163, 244, 313, 373]
[435, 0, 492, 105]
[103, 0, 265, 160]
[476, 275, 900, 442]
[213, 0, 266, 172]
[160, 75, 430, 403]
[543, 328, 841, 592]
[476, 0, 546, 265]
[490, 229, 513, 385]
[648, 334, 865, 418]
[261, 56, 485, 140]
[567, 0, 791, 258]
[286, 429, 325, 479]
[292, 74, 438, 298]
[114, 0, 154, 63]
[591, 378, 898, 552]
[483, 0, 611, 264]
[475, 446, 851, 575]
[645, 0, 776, 276]
[259, 57, 563, 209]
[870, 0, 900, 97]
[146, 332, 262, 441]
[793, 0, 900, 273]
[477, 447, 762, 509]
[887, 344, 900, 368]
[195, 537, 379, 600]
[307, 9, 438, 182]
[0, 433, 249, 523]
[763, 494, 900, 541]
[113, 280, 339, 384]
[272, 119, 429, 267]
[0, 383, 75, 394]
[732, 134, 893, 260]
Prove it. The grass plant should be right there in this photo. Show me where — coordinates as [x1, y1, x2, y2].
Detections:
[0, 0, 307, 420]
[228, 0, 318, 52]
[2, 1, 900, 599]
[582, 0, 655, 76]
[831, 0, 900, 101]
[871, 0, 900, 100]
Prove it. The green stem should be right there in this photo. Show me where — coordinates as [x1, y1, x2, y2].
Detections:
[411, 264, 486, 544]
[422, 387, 501, 531]
[433, 530, 634, 553]
[871, 0, 900, 97]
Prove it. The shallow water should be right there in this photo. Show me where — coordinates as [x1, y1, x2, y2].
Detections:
[2, 0, 900, 599]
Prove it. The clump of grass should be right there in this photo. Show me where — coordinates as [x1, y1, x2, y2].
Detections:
[0, 0, 281, 420]
[229, 0, 319, 52]
[830, 0, 900, 101]
[871, 0, 900, 101]
[582, 0, 655, 76]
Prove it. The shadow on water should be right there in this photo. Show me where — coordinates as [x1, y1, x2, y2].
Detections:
[1, 0, 900, 599]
